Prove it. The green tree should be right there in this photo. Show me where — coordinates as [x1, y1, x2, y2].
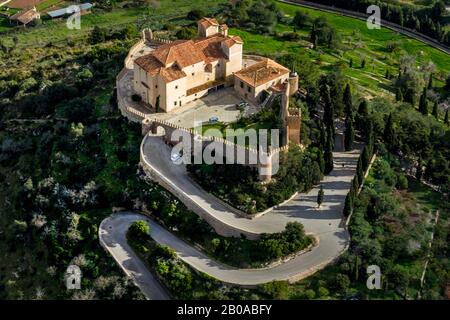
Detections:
[361, 145, 370, 170]
[187, 9, 205, 20]
[324, 129, 334, 174]
[418, 87, 428, 115]
[175, 27, 197, 39]
[432, 101, 439, 119]
[446, 73, 450, 90]
[356, 157, 364, 186]
[427, 74, 433, 89]
[343, 193, 353, 216]
[128, 220, 150, 240]
[383, 113, 396, 150]
[356, 99, 369, 131]
[293, 10, 311, 28]
[344, 115, 354, 151]
[317, 185, 324, 208]
[395, 87, 403, 102]
[90, 26, 106, 44]
[444, 109, 449, 125]
[343, 83, 352, 117]
[262, 281, 289, 299]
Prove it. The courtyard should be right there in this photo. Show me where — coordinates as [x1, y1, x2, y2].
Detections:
[153, 87, 259, 129]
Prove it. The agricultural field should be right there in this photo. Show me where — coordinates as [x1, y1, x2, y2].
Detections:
[230, 1, 450, 99]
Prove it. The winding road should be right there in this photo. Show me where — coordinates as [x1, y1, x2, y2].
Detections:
[99, 132, 360, 299]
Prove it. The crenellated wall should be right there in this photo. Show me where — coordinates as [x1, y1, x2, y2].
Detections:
[140, 117, 288, 181]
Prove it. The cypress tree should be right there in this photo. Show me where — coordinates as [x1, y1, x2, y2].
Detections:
[356, 99, 369, 132]
[432, 101, 439, 119]
[395, 87, 403, 102]
[324, 130, 334, 174]
[323, 85, 334, 127]
[343, 83, 352, 117]
[418, 87, 428, 115]
[384, 113, 396, 150]
[351, 178, 359, 196]
[366, 121, 374, 154]
[361, 145, 370, 171]
[357, 99, 368, 117]
[357, 157, 364, 186]
[343, 193, 353, 216]
[428, 74, 433, 89]
[344, 115, 355, 151]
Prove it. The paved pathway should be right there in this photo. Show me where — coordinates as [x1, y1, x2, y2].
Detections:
[99, 134, 359, 297]
[99, 216, 170, 300]
[142, 134, 359, 236]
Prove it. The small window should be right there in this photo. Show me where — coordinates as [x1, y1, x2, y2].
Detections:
[192, 72, 195, 76]
[174, 101, 177, 106]
[155, 85, 158, 88]
[247, 86, 251, 93]
[240, 81, 244, 88]
[175, 85, 178, 89]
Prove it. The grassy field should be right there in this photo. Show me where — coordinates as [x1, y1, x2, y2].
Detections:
[0, 0, 223, 45]
[36, 0, 67, 11]
[230, 1, 450, 99]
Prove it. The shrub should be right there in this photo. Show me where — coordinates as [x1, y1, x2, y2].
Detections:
[281, 32, 301, 41]
[261, 281, 289, 299]
[128, 220, 150, 240]
[317, 286, 329, 298]
[175, 27, 197, 40]
[154, 244, 176, 259]
[304, 289, 316, 299]
[396, 173, 408, 190]
[187, 9, 205, 21]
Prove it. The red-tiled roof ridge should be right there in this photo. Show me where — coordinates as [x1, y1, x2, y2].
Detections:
[234, 58, 290, 87]
[198, 17, 219, 28]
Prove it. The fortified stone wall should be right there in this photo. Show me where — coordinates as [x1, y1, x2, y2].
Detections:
[141, 117, 283, 181]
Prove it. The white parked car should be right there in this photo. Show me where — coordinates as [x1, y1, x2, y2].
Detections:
[170, 152, 183, 163]
[209, 116, 219, 123]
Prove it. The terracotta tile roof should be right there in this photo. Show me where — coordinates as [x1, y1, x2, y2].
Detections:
[10, 7, 39, 25]
[193, 35, 228, 62]
[222, 35, 243, 48]
[234, 58, 290, 87]
[134, 30, 243, 83]
[134, 54, 186, 83]
[152, 40, 205, 68]
[198, 17, 219, 28]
